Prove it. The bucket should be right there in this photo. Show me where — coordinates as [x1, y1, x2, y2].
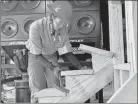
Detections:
[15, 80, 30, 103]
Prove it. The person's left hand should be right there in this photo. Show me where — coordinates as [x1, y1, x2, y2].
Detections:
[79, 66, 94, 74]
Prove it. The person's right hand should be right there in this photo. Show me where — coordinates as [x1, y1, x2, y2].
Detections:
[52, 66, 62, 76]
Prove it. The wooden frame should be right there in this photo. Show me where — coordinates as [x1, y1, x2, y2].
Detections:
[108, 1, 127, 92]
[79, 44, 114, 58]
[125, 1, 137, 76]
[114, 63, 130, 71]
[107, 0, 137, 102]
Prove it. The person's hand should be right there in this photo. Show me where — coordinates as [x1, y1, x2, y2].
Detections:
[51, 66, 63, 80]
[52, 84, 70, 95]
[59, 87, 70, 95]
[79, 66, 92, 70]
[79, 66, 94, 75]
[52, 66, 62, 75]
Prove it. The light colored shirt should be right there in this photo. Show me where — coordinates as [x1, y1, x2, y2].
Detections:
[25, 15, 72, 55]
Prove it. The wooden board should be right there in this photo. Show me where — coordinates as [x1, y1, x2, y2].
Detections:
[114, 63, 130, 71]
[92, 53, 113, 73]
[65, 75, 92, 90]
[133, 1, 137, 57]
[125, 1, 137, 75]
[38, 97, 63, 103]
[108, 1, 125, 91]
[34, 88, 66, 98]
[62, 53, 113, 89]
[79, 44, 114, 58]
[107, 73, 137, 103]
[36, 63, 114, 103]
[61, 70, 94, 76]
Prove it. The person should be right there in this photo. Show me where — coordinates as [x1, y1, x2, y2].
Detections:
[25, 1, 92, 103]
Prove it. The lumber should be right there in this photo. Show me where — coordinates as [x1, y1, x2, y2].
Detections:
[114, 63, 130, 71]
[125, 1, 137, 76]
[65, 75, 92, 90]
[36, 63, 114, 103]
[34, 88, 66, 98]
[92, 53, 113, 73]
[61, 70, 94, 76]
[108, 1, 125, 91]
[79, 44, 114, 58]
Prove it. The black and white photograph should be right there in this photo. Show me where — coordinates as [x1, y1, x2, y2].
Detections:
[0, 0, 137, 103]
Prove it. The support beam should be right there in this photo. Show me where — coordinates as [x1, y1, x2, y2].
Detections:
[61, 70, 94, 76]
[58, 63, 114, 103]
[133, 2, 137, 60]
[125, 1, 137, 76]
[79, 44, 113, 103]
[91, 53, 113, 73]
[79, 44, 114, 58]
[114, 63, 130, 71]
[34, 88, 66, 98]
[108, 1, 125, 91]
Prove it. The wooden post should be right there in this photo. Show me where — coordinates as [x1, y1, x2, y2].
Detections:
[79, 44, 113, 103]
[125, 1, 137, 76]
[108, 1, 127, 92]
[133, 1, 137, 73]
[133, 1, 137, 53]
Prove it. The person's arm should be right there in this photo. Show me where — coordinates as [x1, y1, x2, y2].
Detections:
[35, 54, 55, 70]
[59, 26, 83, 69]
[28, 22, 55, 70]
[63, 52, 83, 69]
